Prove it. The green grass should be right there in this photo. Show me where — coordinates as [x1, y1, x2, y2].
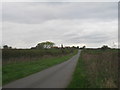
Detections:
[3, 51, 77, 85]
[0, 63, 1, 86]
[68, 51, 89, 88]
[68, 49, 118, 88]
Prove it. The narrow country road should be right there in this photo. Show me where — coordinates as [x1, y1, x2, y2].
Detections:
[3, 50, 81, 88]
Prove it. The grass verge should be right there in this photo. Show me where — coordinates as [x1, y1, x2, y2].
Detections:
[68, 49, 118, 88]
[68, 51, 89, 88]
[3, 51, 77, 85]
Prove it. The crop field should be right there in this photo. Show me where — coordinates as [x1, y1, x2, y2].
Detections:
[68, 49, 118, 88]
[3, 48, 77, 85]
[2, 48, 74, 62]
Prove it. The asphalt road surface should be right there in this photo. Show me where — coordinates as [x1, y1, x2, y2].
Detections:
[3, 50, 81, 88]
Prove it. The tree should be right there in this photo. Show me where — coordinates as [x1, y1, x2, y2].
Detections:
[3, 45, 9, 49]
[61, 44, 64, 48]
[36, 43, 44, 49]
[72, 46, 76, 49]
[3, 45, 12, 49]
[83, 46, 86, 49]
[101, 45, 110, 50]
[77, 46, 79, 49]
[9, 46, 12, 49]
[36, 41, 55, 49]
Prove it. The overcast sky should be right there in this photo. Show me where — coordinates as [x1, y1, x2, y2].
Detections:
[2, 2, 118, 48]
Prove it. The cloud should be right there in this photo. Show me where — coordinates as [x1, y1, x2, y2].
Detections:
[2, 0, 119, 2]
[2, 2, 117, 24]
[3, 19, 118, 48]
[2, 2, 118, 48]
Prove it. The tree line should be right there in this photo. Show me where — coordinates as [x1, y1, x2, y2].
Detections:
[2, 41, 80, 50]
[2, 41, 111, 50]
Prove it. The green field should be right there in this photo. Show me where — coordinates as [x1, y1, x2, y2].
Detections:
[68, 49, 118, 88]
[2, 48, 73, 60]
[3, 49, 77, 85]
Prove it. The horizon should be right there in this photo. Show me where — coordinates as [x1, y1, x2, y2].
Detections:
[1, 42, 118, 49]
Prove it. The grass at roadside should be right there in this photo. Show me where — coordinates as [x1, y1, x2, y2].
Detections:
[68, 49, 118, 88]
[3, 51, 77, 85]
[68, 50, 89, 88]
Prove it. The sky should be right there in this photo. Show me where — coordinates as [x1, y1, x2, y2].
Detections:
[1, 2, 118, 48]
